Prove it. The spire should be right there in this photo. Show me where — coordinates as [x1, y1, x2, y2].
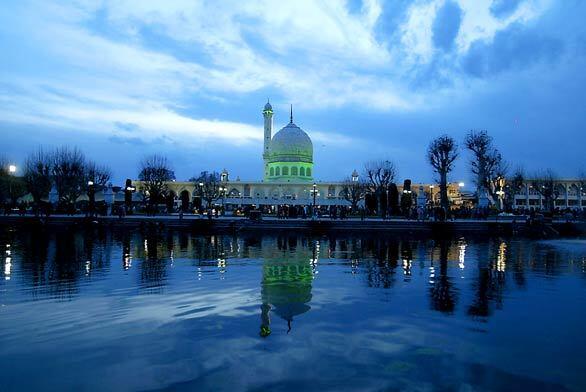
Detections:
[290, 104, 293, 123]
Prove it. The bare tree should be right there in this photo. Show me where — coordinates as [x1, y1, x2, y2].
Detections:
[85, 162, 112, 190]
[504, 167, 525, 211]
[341, 176, 366, 211]
[85, 161, 112, 216]
[428, 135, 458, 211]
[364, 160, 397, 217]
[0, 156, 9, 202]
[52, 147, 87, 207]
[531, 169, 559, 213]
[191, 171, 221, 208]
[138, 155, 175, 209]
[465, 130, 504, 205]
[23, 149, 52, 206]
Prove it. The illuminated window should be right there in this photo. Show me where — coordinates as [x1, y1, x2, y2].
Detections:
[300, 167, 306, 176]
[269, 167, 274, 176]
[282, 167, 289, 175]
[291, 167, 298, 176]
[306, 168, 311, 177]
[276, 167, 280, 176]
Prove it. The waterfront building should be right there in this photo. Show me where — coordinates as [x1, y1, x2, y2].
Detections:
[513, 179, 585, 210]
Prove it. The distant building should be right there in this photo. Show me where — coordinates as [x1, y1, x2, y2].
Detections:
[513, 179, 585, 210]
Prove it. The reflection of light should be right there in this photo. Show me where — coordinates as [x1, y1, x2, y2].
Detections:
[402, 259, 412, 276]
[310, 241, 320, 276]
[351, 259, 359, 275]
[4, 256, 11, 280]
[217, 258, 226, 278]
[429, 265, 435, 284]
[144, 240, 148, 254]
[197, 267, 202, 281]
[496, 242, 507, 272]
[123, 253, 132, 270]
[458, 241, 466, 270]
[85, 260, 91, 275]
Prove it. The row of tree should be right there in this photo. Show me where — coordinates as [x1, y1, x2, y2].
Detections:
[2, 132, 584, 215]
[1, 148, 111, 210]
[339, 130, 585, 216]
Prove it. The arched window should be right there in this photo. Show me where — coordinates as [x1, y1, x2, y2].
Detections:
[282, 166, 289, 175]
[306, 168, 312, 177]
[276, 167, 280, 176]
[269, 167, 274, 176]
[300, 167, 305, 176]
[291, 167, 298, 176]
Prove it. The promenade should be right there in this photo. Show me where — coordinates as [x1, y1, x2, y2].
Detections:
[1, 213, 584, 236]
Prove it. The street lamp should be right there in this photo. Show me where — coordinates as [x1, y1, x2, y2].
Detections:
[458, 182, 465, 187]
[311, 183, 318, 217]
[7, 164, 16, 207]
[87, 180, 95, 217]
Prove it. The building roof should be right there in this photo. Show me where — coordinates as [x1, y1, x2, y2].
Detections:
[269, 122, 313, 163]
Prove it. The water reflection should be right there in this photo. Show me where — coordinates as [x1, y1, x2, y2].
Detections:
[1, 228, 585, 322]
[429, 240, 458, 314]
[2, 228, 586, 391]
[260, 236, 315, 337]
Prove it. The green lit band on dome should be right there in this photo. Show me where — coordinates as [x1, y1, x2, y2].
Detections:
[266, 161, 313, 182]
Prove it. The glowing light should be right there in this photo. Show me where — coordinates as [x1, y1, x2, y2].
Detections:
[458, 182, 465, 187]
[4, 256, 11, 280]
[458, 242, 466, 270]
[496, 242, 507, 272]
[8, 165, 16, 174]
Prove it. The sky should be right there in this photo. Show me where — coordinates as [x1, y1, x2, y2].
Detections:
[1, 0, 585, 185]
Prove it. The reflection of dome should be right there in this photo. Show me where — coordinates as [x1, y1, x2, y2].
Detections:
[261, 239, 314, 322]
[269, 123, 313, 163]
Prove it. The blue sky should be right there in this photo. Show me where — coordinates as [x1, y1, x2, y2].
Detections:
[1, 0, 585, 184]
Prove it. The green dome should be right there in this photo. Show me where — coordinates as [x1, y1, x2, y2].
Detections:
[269, 122, 313, 163]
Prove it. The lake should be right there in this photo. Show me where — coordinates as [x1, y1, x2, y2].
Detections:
[0, 227, 585, 391]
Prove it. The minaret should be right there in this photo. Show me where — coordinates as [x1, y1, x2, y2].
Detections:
[262, 100, 273, 179]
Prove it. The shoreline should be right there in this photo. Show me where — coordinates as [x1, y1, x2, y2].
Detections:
[1, 215, 584, 237]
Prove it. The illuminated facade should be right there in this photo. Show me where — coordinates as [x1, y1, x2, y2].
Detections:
[513, 179, 585, 209]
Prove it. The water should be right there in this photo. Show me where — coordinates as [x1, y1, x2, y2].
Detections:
[0, 227, 585, 392]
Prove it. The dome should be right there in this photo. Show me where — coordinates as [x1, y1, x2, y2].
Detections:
[269, 122, 313, 163]
[264, 101, 273, 111]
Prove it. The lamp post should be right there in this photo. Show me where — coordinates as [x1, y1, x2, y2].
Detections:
[8, 165, 16, 207]
[496, 190, 505, 211]
[311, 183, 318, 218]
[429, 185, 434, 206]
[219, 186, 226, 211]
[198, 182, 204, 212]
[87, 180, 95, 217]
[125, 184, 135, 213]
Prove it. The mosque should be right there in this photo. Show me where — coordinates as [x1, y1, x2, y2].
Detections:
[143, 101, 463, 210]
[159, 101, 357, 209]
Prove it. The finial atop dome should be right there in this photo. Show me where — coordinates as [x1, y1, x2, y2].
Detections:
[290, 104, 293, 123]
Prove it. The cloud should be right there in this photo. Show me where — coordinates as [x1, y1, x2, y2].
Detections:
[490, 0, 524, 19]
[461, 23, 564, 78]
[432, 1, 463, 51]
